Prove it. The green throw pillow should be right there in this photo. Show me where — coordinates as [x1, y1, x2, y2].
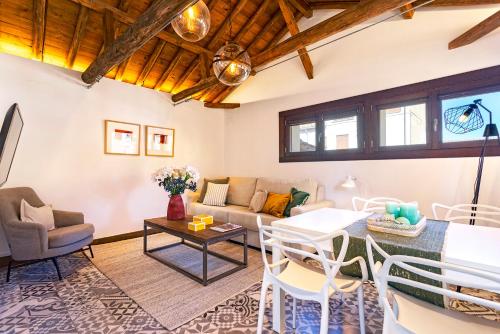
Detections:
[284, 187, 310, 217]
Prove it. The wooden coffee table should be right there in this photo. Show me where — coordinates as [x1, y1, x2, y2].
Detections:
[143, 216, 248, 286]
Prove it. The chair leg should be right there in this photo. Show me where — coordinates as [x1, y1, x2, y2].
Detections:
[6, 260, 12, 283]
[357, 285, 366, 334]
[256, 281, 269, 334]
[88, 244, 94, 258]
[292, 297, 297, 329]
[51, 258, 62, 280]
[319, 294, 330, 334]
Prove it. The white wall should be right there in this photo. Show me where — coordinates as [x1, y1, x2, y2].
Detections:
[0, 54, 225, 256]
[225, 7, 500, 216]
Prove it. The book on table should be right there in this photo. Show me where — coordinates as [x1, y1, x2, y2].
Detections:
[210, 223, 242, 232]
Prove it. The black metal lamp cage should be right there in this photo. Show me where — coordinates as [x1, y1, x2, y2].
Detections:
[444, 103, 484, 134]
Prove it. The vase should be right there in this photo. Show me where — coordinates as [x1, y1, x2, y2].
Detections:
[167, 194, 185, 220]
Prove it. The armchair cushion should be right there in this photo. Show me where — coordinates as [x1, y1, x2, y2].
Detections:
[53, 210, 84, 228]
[48, 223, 95, 248]
[20, 199, 55, 231]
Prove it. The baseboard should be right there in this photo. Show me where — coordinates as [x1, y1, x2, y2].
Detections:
[92, 229, 160, 245]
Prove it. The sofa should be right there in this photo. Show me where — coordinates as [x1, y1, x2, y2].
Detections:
[187, 177, 333, 248]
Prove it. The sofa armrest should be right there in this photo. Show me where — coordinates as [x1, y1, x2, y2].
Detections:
[290, 200, 334, 216]
[53, 210, 84, 228]
[3, 220, 48, 260]
[187, 191, 200, 203]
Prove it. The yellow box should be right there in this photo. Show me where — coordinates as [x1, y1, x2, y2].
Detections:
[188, 221, 206, 231]
[193, 214, 213, 225]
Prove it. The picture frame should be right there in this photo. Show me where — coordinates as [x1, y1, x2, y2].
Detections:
[145, 125, 175, 157]
[104, 120, 141, 155]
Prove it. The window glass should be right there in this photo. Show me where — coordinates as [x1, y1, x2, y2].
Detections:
[380, 102, 426, 146]
[441, 91, 500, 143]
[324, 115, 358, 150]
[289, 122, 316, 152]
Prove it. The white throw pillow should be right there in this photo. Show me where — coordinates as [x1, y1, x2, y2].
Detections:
[248, 190, 268, 213]
[20, 199, 55, 231]
[203, 183, 230, 207]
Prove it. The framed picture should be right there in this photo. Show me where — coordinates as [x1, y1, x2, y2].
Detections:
[145, 126, 175, 157]
[104, 120, 140, 155]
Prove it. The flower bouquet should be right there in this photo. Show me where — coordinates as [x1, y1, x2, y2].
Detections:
[153, 165, 200, 220]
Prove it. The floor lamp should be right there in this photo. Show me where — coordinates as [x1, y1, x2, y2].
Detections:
[444, 99, 499, 225]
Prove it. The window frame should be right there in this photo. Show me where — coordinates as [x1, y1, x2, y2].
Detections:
[279, 65, 500, 163]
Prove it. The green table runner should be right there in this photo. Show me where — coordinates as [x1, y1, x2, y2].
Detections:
[333, 218, 449, 307]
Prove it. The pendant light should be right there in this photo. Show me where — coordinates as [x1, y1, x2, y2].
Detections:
[172, 1, 211, 42]
[212, 0, 251, 86]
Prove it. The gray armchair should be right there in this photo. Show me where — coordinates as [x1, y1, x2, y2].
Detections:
[0, 187, 95, 282]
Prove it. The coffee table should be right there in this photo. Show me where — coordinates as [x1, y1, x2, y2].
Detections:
[143, 216, 248, 286]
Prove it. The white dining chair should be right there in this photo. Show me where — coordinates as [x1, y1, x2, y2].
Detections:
[256, 217, 368, 334]
[432, 203, 500, 226]
[352, 197, 404, 213]
[366, 235, 500, 334]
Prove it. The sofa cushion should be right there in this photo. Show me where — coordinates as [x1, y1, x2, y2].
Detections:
[249, 190, 268, 213]
[202, 183, 229, 207]
[284, 187, 310, 217]
[48, 223, 95, 248]
[261, 193, 290, 218]
[228, 210, 276, 232]
[226, 177, 257, 207]
[255, 178, 318, 204]
[188, 202, 242, 223]
[197, 177, 229, 203]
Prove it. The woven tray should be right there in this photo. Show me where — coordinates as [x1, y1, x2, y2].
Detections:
[367, 216, 427, 237]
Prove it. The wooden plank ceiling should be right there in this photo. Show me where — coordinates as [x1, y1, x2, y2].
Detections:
[0, 0, 499, 108]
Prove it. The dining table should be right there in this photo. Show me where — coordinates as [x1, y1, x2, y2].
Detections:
[269, 207, 500, 333]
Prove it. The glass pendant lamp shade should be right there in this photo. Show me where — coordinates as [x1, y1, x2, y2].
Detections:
[171, 1, 210, 42]
[212, 41, 251, 86]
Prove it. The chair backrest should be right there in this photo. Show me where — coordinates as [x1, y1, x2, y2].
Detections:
[367, 235, 500, 334]
[257, 216, 349, 292]
[0, 187, 44, 225]
[432, 203, 500, 227]
[352, 196, 404, 213]
[365, 235, 390, 292]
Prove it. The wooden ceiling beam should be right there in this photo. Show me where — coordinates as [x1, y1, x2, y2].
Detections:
[199, 52, 211, 78]
[308, 0, 500, 9]
[449, 10, 500, 49]
[69, 0, 213, 57]
[172, 76, 219, 102]
[207, 0, 252, 51]
[112, 0, 132, 81]
[288, 0, 314, 18]
[136, 39, 167, 86]
[102, 10, 116, 51]
[268, 12, 304, 46]
[81, 0, 198, 85]
[253, 0, 419, 68]
[247, 10, 284, 54]
[32, 0, 47, 60]
[66, 6, 89, 69]
[235, 0, 274, 42]
[278, 0, 314, 79]
[400, 4, 415, 19]
[155, 51, 184, 91]
[204, 102, 241, 109]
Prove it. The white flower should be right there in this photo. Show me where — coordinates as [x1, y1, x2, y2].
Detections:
[185, 165, 200, 182]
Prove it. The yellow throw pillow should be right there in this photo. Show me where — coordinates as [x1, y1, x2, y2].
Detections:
[261, 193, 291, 218]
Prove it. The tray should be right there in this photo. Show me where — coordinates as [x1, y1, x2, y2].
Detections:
[367, 216, 427, 237]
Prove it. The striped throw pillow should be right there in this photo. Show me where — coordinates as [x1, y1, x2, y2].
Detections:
[202, 182, 230, 207]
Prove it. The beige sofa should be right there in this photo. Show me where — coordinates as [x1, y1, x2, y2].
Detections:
[187, 177, 333, 248]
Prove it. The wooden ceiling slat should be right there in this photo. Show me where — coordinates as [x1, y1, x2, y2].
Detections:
[136, 39, 167, 86]
[32, 0, 47, 60]
[154, 50, 184, 91]
[172, 57, 199, 93]
[234, 0, 273, 43]
[67, 6, 89, 68]
[102, 10, 116, 52]
[246, 10, 284, 55]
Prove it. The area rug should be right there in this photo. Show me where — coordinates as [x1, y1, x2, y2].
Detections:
[90, 234, 264, 330]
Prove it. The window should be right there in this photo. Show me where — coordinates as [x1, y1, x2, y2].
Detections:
[379, 102, 426, 147]
[289, 122, 316, 152]
[441, 90, 500, 143]
[279, 65, 500, 162]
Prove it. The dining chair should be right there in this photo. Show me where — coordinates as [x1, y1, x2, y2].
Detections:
[352, 197, 404, 213]
[256, 217, 368, 334]
[366, 235, 500, 334]
[432, 203, 500, 226]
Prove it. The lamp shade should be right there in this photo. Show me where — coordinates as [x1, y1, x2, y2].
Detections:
[212, 42, 251, 86]
[171, 1, 210, 42]
[444, 104, 484, 135]
[341, 175, 357, 189]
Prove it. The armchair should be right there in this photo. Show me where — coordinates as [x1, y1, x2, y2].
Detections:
[0, 187, 95, 282]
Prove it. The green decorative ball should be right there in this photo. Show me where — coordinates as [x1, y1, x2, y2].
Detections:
[396, 217, 411, 225]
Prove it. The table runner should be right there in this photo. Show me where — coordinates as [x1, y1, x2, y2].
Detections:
[333, 218, 449, 307]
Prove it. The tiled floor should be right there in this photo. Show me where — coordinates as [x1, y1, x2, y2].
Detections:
[0, 252, 497, 334]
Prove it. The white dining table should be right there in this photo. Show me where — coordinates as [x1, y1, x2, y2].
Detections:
[269, 207, 500, 333]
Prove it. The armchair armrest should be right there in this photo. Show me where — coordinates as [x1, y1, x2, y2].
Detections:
[290, 200, 334, 216]
[3, 220, 48, 261]
[53, 210, 84, 228]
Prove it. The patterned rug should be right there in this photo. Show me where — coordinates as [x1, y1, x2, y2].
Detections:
[0, 252, 497, 334]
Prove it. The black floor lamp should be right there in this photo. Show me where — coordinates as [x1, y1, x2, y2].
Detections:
[444, 99, 499, 225]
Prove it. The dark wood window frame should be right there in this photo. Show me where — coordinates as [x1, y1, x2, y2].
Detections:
[279, 65, 500, 163]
